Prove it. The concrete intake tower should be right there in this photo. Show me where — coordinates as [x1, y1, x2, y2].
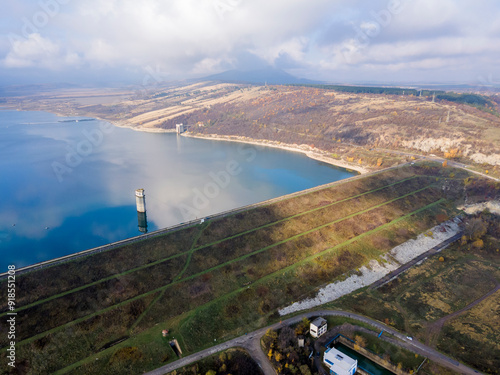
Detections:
[135, 188, 146, 212]
[135, 189, 148, 233]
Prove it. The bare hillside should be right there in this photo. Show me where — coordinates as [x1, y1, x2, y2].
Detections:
[5, 82, 500, 174]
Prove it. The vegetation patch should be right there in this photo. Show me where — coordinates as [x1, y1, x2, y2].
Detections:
[333, 211, 500, 374]
[164, 348, 263, 375]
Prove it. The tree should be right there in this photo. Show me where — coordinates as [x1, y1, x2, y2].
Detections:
[472, 239, 484, 249]
[288, 350, 300, 364]
[278, 326, 296, 351]
[263, 329, 278, 348]
[460, 235, 467, 245]
[299, 365, 312, 375]
[444, 149, 459, 159]
[219, 352, 227, 363]
[354, 335, 367, 348]
[274, 351, 283, 362]
[295, 317, 310, 335]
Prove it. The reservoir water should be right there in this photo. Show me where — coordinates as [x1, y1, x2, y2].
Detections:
[335, 343, 394, 375]
[0, 110, 356, 270]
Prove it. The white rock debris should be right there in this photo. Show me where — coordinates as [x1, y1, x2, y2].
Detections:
[278, 218, 462, 316]
[459, 201, 500, 215]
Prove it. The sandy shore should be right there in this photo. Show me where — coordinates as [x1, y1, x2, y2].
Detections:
[19, 105, 369, 171]
[182, 132, 370, 174]
[107, 119, 176, 133]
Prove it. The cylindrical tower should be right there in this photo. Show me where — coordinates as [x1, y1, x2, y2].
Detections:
[135, 188, 146, 213]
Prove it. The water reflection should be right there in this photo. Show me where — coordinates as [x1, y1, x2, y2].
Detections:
[137, 212, 148, 233]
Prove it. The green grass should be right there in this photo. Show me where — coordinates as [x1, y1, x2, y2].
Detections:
[175, 199, 446, 351]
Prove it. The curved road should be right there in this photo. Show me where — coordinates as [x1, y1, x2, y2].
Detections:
[145, 310, 482, 375]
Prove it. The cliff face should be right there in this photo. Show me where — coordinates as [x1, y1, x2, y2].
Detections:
[401, 138, 500, 166]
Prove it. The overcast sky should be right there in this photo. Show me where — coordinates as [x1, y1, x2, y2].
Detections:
[1, 0, 499, 86]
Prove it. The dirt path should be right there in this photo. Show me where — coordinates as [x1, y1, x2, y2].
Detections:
[370, 232, 463, 289]
[425, 282, 500, 347]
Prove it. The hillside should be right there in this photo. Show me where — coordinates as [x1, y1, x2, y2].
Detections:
[5, 81, 500, 176]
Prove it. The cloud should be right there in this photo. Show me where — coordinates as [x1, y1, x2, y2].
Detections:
[2, 33, 79, 69]
[190, 57, 232, 76]
[61, 0, 334, 72]
[250, 37, 309, 66]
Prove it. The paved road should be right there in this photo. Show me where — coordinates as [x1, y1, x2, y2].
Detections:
[145, 310, 482, 375]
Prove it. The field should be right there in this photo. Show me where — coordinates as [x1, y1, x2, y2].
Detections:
[333, 210, 500, 374]
[0, 163, 496, 374]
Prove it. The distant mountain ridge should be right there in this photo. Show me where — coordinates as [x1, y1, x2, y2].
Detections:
[203, 67, 323, 85]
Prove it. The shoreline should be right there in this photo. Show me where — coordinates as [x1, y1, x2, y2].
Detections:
[93, 117, 370, 173]
[182, 132, 370, 174]
[103, 118, 176, 133]
[6, 106, 369, 171]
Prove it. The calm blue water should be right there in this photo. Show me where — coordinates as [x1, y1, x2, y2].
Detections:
[0, 110, 356, 270]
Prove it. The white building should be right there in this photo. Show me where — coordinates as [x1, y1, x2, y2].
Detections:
[323, 347, 357, 375]
[310, 317, 327, 338]
[298, 335, 305, 348]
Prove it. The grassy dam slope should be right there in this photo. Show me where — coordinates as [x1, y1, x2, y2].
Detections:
[0, 163, 497, 374]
